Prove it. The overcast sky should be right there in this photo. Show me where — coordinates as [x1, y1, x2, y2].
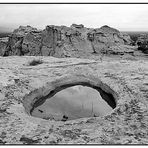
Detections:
[0, 4, 148, 32]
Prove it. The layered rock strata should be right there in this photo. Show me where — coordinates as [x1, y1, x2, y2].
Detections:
[1, 24, 133, 57]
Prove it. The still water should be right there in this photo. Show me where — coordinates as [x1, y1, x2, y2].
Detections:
[32, 85, 113, 121]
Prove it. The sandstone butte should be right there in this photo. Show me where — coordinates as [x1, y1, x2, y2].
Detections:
[0, 24, 148, 144]
[0, 24, 134, 58]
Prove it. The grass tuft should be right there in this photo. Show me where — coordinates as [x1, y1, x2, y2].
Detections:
[28, 59, 43, 66]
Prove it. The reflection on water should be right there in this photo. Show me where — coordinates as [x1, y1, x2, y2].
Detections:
[32, 85, 113, 121]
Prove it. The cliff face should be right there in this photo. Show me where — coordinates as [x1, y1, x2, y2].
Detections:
[1, 24, 133, 57]
[87, 25, 132, 54]
[0, 37, 8, 56]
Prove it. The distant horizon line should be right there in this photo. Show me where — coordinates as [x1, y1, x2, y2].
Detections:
[1, 25, 148, 33]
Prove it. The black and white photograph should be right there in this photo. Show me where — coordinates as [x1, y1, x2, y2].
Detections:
[0, 1, 148, 145]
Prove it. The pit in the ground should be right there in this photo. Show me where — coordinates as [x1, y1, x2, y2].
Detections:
[31, 85, 116, 121]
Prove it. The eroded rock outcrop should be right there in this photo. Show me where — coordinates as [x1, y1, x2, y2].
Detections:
[2, 24, 133, 57]
[87, 25, 132, 54]
[136, 34, 148, 54]
[0, 37, 8, 56]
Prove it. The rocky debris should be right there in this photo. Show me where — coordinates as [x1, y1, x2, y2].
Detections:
[0, 56, 148, 144]
[100, 45, 135, 55]
[1, 24, 133, 57]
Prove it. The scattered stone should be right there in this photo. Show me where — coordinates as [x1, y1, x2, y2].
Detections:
[61, 115, 69, 122]
[20, 136, 39, 144]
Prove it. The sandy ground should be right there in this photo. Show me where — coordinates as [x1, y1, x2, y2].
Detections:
[0, 53, 148, 144]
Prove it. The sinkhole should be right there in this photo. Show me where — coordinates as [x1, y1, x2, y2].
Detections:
[27, 81, 117, 121]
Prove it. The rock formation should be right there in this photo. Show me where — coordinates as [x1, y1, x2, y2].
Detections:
[0, 37, 8, 56]
[136, 34, 148, 54]
[1, 24, 134, 58]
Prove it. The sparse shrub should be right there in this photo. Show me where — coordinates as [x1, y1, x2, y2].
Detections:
[28, 59, 43, 66]
[137, 41, 148, 54]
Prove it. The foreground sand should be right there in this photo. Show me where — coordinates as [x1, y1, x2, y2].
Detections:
[0, 55, 148, 144]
